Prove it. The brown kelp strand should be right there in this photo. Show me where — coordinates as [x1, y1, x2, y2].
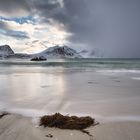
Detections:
[40, 113, 95, 130]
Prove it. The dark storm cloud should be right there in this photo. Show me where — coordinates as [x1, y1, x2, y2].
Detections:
[0, 21, 8, 29]
[0, 20, 13, 30]
[0, 0, 140, 57]
[29, 0, 140, 58]
[0, 29, 30, 39]
[55, 0, 98, 43]
[0, 0, 30, 16]
[0, 20, 29, 39]
[34, 0, 99, 44]
[33, 0, 140, 57]
[32, 0, 64, 22]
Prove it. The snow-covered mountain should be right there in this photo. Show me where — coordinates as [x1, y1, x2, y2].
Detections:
[0, 45, 82, 59]
[35, 45, 82, 58]
[0, 45, 14, 58]
[0, 44, 103, 59]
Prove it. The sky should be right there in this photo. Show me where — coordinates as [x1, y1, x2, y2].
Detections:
[0, 0, 140, 58]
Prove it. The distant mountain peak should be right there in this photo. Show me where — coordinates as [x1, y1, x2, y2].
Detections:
[0, 45, 14, 57]
[0, 44, 103, 59]
[37, 45, 82, 58]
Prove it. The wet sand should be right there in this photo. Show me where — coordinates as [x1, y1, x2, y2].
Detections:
[0, 61, 140, 139]
[0, 66, 140, 123]
[0, 114, 140, 140]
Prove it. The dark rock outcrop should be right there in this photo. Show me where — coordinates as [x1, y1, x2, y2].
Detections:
[30, 56, 47, 61]
[0, 45, 14, 58]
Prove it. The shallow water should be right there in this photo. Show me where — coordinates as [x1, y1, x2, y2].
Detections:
[0, 58, 140, 122]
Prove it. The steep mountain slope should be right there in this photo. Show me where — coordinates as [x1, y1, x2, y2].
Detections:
[0, 45, 14, 58]
[36, 45, 82, 58]
[0, 44, 103, 59]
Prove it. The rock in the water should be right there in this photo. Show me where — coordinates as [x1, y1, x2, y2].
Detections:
[30, 56, 47, 61]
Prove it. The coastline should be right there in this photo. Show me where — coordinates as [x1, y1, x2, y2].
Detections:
[0, 59, 140, 139]
[0, 113, 140, 140]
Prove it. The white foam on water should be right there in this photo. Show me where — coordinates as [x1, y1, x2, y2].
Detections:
[131, 77, 140, 80]
[97, 69, 140, 73]
[111, 116, 140, 122]
[96, 69, 140, 76]
[1, 102, 140, 123]
[0, 101, 48, 123]
[93, 114, 140, 123]
[7, 108, 48, 117]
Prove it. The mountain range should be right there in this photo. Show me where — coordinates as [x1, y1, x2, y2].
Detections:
[0, 45, 82, 59]
[0, 45, 102, 59]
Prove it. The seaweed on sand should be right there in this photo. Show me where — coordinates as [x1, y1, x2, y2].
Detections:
[0, 112, 9, 119]
[40, 113, 95, 130]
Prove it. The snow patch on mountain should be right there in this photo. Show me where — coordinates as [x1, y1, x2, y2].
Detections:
[35, 45, 82, 58]
[0, 44, 103, 59]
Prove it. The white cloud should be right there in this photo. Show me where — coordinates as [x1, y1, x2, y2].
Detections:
[0, 17, 71, 53]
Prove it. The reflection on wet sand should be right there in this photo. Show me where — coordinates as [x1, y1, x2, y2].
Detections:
[0, 65, 140, 122]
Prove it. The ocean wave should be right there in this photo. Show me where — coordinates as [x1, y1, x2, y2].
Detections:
[0, 59, 140, 69]
[1, 100, 140, 123]
[94, 115, 140, 123]
[131, 77, 140, 80]
[1, 105, 140, 123]
[96, 69, 140, 74]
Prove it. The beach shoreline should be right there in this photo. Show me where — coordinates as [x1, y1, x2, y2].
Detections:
[0, 113, 140, 140]
[0, 59, 140, 139]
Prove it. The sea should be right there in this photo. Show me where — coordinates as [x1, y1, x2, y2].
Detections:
[0, 58, 140, 123]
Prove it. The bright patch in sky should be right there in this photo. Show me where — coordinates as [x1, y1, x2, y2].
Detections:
[0, 15, 70, 53]
[0, 0, 70, 53]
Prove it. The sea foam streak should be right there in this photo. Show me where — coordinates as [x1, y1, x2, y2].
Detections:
[97, 69, 140, 74]
[132, 77, 140, 80]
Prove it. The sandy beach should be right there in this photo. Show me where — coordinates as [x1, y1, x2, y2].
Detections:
[0, 113, 140, 140]
[0, 0, 140, 138]
[0, 60, 140, 139]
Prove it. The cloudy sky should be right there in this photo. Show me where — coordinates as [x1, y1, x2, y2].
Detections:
[0, 0, 140, 58]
